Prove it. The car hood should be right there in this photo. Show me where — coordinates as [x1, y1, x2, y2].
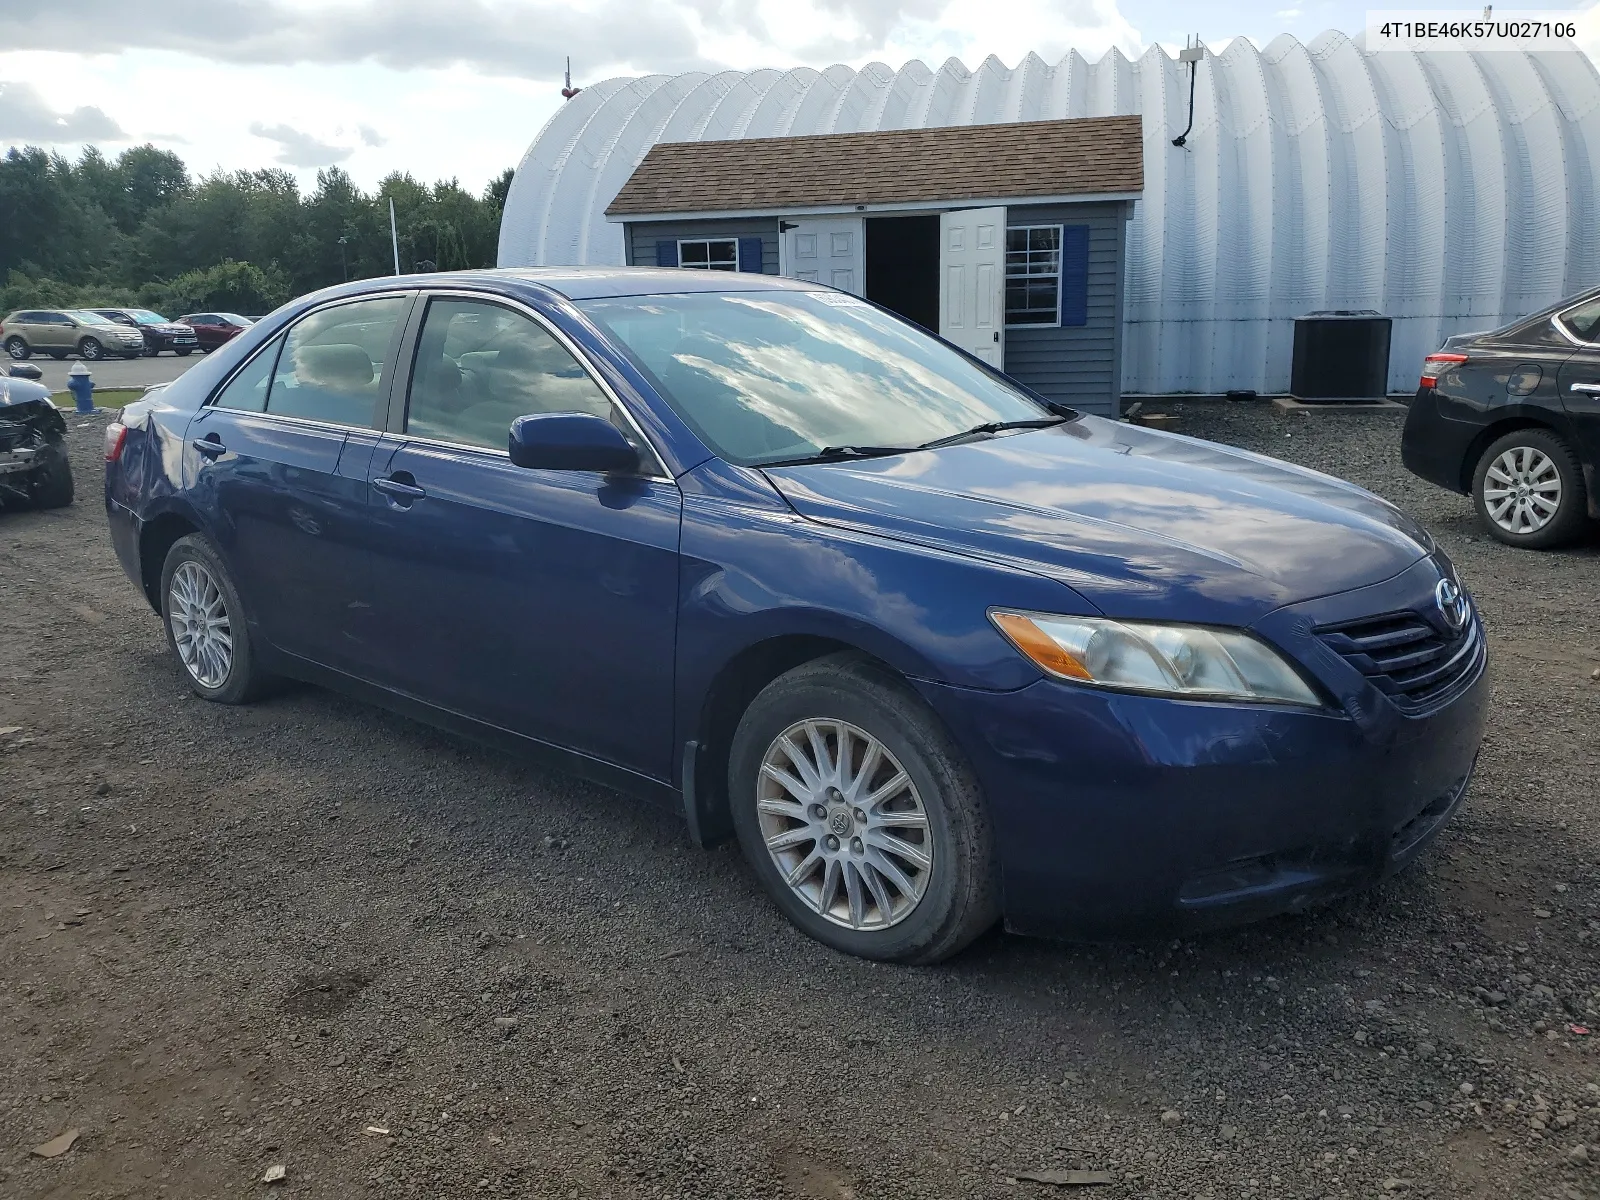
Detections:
[763, 415, 1432, 623]
[0, 376, 52, 407]
[152, 323, 192, 333]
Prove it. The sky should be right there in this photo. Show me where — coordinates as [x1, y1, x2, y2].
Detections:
[0, 0, 1595, 195]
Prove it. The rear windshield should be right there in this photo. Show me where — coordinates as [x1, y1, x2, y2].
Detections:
[576, 290, 1050, 466]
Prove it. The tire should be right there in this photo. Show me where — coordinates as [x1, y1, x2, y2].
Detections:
[728, 653, 998, 964]
[78, 337, 103, 361]
[5, 336, 29, 360]
[159, 534, 270, 704]
[176, 349, 193, 357]
[143, 344, 158, 357]
[1472, 428, 1591, 549]
[47, 352, 67, 361]
[27, 438, 73, 509]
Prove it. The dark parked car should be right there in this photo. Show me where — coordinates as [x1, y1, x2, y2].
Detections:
[0, 373, 72, 510]
[1403, 286, 1600, 548]
[174, 312, 253, 351]
[105, 270, 1486, 963]
[90, 308, 199, 356]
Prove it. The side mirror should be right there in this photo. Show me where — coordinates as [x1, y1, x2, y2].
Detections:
[508, 412, 640, 474]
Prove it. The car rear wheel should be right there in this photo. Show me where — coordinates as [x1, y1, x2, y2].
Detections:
[5, 337, 28, 360]
[1472, 428, 1590, 549]
[78, 336, 103, 361]
[160, 535, 270, 704]
[728, 653, 998, 964]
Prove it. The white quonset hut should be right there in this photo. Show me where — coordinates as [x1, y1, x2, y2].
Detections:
[499, 32, 1600, 398]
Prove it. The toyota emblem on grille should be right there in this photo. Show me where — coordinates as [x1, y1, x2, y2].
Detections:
[1434, 578, 1470, 632]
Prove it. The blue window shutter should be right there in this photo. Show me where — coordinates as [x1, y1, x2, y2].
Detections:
[655, 240, 679, 267]
[737, 236, 765, 273]
[1059, 225, 1090, 327]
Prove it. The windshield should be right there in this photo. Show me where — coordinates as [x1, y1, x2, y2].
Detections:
[129, 309, 166, 324]
[218, 313, 253, 326]
[70, 311, 114, 325]
[577, 291, 1054, 466]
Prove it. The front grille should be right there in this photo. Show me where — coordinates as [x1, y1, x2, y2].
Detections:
[1318, 608, 1482, 714]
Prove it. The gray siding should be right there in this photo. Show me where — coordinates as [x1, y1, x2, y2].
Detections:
[1003, 200, 1131, 417]
[623, 218, 780, 273]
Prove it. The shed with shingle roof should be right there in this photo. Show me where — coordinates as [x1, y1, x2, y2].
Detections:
[603, 116, 1142, 416]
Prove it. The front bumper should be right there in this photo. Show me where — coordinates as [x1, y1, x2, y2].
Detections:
[919, 559, 1489, 939]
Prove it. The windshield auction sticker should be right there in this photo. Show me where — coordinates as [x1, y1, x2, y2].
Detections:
[1366, 9, 1586, 49]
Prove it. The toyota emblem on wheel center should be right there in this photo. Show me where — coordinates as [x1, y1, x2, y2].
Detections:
[1434, 578, 1470, 632]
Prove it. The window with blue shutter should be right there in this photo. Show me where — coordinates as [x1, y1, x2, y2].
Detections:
[737, 236, 766, 273]
[1004, 223, 1090, 327]
[655, 240, 679, 267]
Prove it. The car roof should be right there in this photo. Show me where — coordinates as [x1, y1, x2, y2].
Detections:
[333, 266, 825, 303]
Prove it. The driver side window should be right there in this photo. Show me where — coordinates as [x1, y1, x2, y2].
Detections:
[404, 297, 616, 450]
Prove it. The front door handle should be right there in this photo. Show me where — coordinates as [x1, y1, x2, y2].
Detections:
[373, 475, 426, 500]
[1569, 382, 1600, 395]
[191, 436, 226, 459]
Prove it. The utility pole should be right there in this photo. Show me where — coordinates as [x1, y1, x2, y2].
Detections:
[562, 57, 581, 100]
[337, 235, 349, 282]
[389, 198, 400, 275]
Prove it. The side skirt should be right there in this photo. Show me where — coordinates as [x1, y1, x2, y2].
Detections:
[258, 646, 682, 814]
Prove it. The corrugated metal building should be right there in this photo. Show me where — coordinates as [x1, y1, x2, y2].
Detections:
[498, 31, 1600, 399]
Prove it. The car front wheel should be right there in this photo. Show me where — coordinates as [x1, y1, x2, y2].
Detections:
[78, 336, 103, 361]
[729, 653, 998, 964]
[1473, 428, 1591, 549]
[159, 535, 270, 704]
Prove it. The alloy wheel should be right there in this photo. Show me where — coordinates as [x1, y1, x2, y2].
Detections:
[169, 560, 233, 689]
[1483, 446, 1562, 535]
[755, 718, 934, 931]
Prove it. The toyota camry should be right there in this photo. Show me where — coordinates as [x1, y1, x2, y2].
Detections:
[104, 269, 1487, 963]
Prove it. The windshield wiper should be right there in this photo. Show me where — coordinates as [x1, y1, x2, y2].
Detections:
[917, 416, 1068, 451]
[762, 444, 916, 467]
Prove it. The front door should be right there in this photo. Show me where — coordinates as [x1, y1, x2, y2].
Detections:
[939, 207, 1006, 369]
[186, 293, 411, 671]
[363, 294, 682, 782]
[1557, 345, 1600, 471]
[780, 218, 866, 295]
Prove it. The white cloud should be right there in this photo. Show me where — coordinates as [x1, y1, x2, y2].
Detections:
[0, 79, 125, 143]
[358, 124, 386, 147]
[249, 121, 353, 167]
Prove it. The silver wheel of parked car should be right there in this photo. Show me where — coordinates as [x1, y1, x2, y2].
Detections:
[756, 717, 934, 930]
[78, 336, 103, 361]
[169, 559, 233, 689]
[1482, 445, 1561, 535]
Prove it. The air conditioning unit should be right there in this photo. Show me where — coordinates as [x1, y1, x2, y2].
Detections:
[1290, 311, 1392, 402]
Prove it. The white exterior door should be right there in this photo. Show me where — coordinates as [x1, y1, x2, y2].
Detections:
[939, 207, 1005, 369]
[779, 217, 865, 295]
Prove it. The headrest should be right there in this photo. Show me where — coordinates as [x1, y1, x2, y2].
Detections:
[295, 343, 374, 389]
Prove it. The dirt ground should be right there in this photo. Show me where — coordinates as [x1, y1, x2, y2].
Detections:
[1, 401, 1597, 1200]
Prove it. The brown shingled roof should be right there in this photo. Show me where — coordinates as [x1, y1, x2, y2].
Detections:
[605, 116, 1143, 217]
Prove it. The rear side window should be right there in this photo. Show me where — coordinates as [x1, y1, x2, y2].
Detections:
[266, 296, 407, 427]
[1560, 297, 1600, 343]
[212, 338, 283, 413]
[404, 297, 614, 449]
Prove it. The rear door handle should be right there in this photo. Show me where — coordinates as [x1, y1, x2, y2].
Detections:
[373, 476, 426, 499]
[191, 437, 226, 459]
[1569, 382, 1600, 395]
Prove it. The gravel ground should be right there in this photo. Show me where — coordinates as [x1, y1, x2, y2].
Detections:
[2, 401, 1598, 1200]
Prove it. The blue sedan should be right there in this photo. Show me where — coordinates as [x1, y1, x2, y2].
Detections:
[104, 269, 1487, 963]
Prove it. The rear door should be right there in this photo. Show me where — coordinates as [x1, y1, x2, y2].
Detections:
[1555, 296, 1600, 470]
[41, 313, 72, 352]
[185, 293, 413, 671]
[939, 207, 1006, 369]
[362, 292, 682, 780]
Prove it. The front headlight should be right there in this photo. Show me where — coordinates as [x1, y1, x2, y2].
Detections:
[990, 610, 1322, 707]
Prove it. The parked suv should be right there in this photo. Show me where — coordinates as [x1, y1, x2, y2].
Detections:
[1, 310, 147, 361]
[90, 309, 199, 357]
[174, 313, 253, 351]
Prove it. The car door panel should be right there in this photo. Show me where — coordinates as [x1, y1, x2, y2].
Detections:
[365, 438, 682, 779]
[1557, 349, 1600, 479]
